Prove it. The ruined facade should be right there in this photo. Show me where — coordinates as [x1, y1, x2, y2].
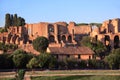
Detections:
[90, 18, 120, 49]
[0, 22, 92, 47]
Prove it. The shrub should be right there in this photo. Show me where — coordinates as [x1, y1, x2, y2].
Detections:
[16, 69, 25, 80]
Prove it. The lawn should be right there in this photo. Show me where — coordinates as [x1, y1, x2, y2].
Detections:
[1, 70, 120, 80]
[26, 70, 120, 76]
[0, 78, 15, 80]
[31, 75, 120, 80]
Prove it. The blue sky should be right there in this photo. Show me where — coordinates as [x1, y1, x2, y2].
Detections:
[0, 0, 120, 27]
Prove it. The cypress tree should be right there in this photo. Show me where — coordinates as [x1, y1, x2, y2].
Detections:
[10, 14, 13, 26]
[21, 18, 25, 26]
[17, 17, 23, 26]
[5, 13, 11, 28]
[13, 14, 18, 26]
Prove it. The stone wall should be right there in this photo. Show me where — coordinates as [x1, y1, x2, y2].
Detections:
[0, 21, 93, 55]
[90, 18, 120, 48]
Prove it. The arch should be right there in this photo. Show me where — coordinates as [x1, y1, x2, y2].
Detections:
[62, 35, 66, 43]
[3, 37, 6, 43]
[12, 34, 18, 44]
[114, 35, 119, 49]
[95, 35, 98, 41]
[7, 33, 12, 43]
[49, 35, 55, 43]
[68, 35, 72, 43]
[104, 35, 110, 46]
[18, 37, 21, 45]
[48, 24, 54, 33]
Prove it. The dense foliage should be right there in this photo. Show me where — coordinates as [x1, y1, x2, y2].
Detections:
[32, 36, 49, 53]
[76, 23, 102, 27]
[11, 49, 32, 68]
[90, 23, 102, 27]
[0, 54, 14, 69]
[76, 23, 89, 26]
[27, 53, 57, 70]
[80, 36, 107, 59]
[0, 42, 18, 52]
[105, 48, 120, 69]
[5, 13, 11, 29]
[5, 13, 25, 29]
[0, 49, 119, 70]
[16, 69, 26, 80]
[0, 28, 7, 33]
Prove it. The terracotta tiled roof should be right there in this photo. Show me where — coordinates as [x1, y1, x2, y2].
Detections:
[48, 47, 94, 55]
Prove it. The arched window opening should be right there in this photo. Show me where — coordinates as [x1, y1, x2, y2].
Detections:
[114, 35, 119, 49]
[49, 35, 55, 43]
[62, 35, 66, 43]
[68, 35, 72, 43]
[104, 35, 110, 46]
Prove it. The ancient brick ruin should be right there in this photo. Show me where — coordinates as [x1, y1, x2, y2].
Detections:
[90, 18, 120, 49]
[0, 21, 92, 54]
[0, 22, 92, 45]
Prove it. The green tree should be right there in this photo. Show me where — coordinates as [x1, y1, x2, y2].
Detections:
[16, 69, 25, 80]
[17, 17, 22, 26]
[27, 53, 57, 70]
[80, 36, 107, 59]
[105, 48, 120, 69]
[61, 58, 78, 69]
[21, 18, 25, 26]
[87, 59, 105, 69]
[92, 41, 107, 59]
[80, 36, 92, 48]
[0, 42, 5, 50]
[78, 60, 87, 69]
[0, 54, 14, 69]
[5, 13, 11, 29]
[32, 36, 49, 53]
[0, 28, 7, 33]
[4, 13, 25, 28]
[12, 49, 30, 68]
[27, 57, 39, 69]
[13, 14, 18, 26]
[10, 14, 13, 26]
[0, 42, 18, 53]
[38, 53, 51, 68]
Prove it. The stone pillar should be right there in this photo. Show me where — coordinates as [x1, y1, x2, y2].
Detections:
[10, 36, 13, 44]
[54, 24, 58, 43]
[66, 35, 68, 42]
[19, 27, 22, 34]
[20, 40, 24, 45]
[15, 37, 19, 45]
[110, 35, 114, 49]
[44, 24, 48, 38]
[6, 37, 9, 44]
